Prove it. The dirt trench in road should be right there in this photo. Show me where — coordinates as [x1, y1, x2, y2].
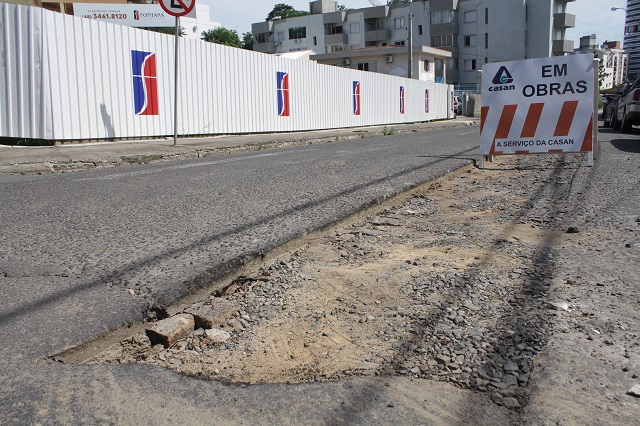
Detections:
[80, 154, 640, 419]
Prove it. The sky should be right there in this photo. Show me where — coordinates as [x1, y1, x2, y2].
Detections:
[204, 0, 627, 47]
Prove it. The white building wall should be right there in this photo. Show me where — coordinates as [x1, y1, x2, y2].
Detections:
[346, 12, 364, 50]
[0, 4, 452, 141]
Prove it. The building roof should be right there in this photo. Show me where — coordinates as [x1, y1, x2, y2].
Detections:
[310, 45, 453, 61]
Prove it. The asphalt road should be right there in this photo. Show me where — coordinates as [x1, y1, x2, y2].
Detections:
[2, 122, 633, 424]
[0, 126, 494, 424]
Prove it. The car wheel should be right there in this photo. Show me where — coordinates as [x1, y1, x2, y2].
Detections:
[620, 109, 632, 133]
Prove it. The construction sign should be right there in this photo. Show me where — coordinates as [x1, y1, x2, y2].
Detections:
[480, 54, 595, 156]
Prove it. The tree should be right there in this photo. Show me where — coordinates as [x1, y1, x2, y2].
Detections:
[201, 27, 242, 48]
[144, 26, 185, 36]
[242, 32, 254, 50]
[266, 3, 309, 21]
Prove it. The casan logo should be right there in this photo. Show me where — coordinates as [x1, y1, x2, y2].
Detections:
[490, 66, 515, 92]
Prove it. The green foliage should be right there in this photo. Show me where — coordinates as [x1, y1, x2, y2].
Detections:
[266, 3, 309, 21]
[242, 32, 254, 50]
[382, 126, 397, 136]
[144, 26, 185, 36]
[202, 27, 242, 48]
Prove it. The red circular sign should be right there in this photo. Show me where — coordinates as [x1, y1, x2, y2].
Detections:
[159, 0, 195, 17]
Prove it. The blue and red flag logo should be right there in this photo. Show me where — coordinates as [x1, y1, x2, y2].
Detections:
[277, 71, 290, 117]
[425, 89, 429, 113]
[400, 86, 405, 114]
[131, 50, 158, 116]
[353, 81, 361, 115]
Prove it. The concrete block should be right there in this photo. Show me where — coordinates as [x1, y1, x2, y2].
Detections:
[146, 314, 195, 348]
[185, 299, 240, 329]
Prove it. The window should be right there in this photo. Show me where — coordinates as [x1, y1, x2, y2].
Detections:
[464, 10, 477, 23]
[374, 20, 385, 30]
[350, 22, 360, 34]
[288, 27, 306, 39]
[431, 34, 455, 47]
[418, 25, 423, 35]
[485, 33, 488, 49]
[446, 57, 457, 70]
[464, 59, 477, 71]
[313, 36, 317, 46]
[255, 32, 273, 43]
[357, 62, 369, 71]
[394, 40, 405, 46]
[464, 35, 476, 47]
[485, 8, 488, 25]
[394, 17, 405, 29]
[325, 23, 343, 35]
[430, 10, 456, 24]
[327, 44, 345, 53]
[350, 44, 361, 50]
[423, 60, 430, 72]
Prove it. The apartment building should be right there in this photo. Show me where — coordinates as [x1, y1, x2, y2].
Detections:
[602, 41, 629, 87]
[251, 0, 576, 85]
[574, 36, 628, 89]
[624, 0, 640, 79]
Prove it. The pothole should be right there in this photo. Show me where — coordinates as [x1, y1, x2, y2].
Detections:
[57, 155, 590, 410]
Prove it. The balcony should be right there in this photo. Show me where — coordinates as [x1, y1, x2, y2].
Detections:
[554, 13, 575, 28]
[552, 39, 575, 55]
[430, 22, 459, 35]
[252, 21, 273, 33]
[325, 33, 348, 45]
[363, 5, 389, 19]
[429, 0, 459, 11]
[323, 11, 346, 24]
[365, 29, 391, 42]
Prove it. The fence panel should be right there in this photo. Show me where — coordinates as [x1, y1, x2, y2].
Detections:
[1, 4, 453, 141]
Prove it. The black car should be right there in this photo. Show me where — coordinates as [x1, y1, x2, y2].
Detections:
[603, 83, 631, 128]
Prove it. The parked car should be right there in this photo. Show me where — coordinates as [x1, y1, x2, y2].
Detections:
[614, 78, 640, 133]
[603, 91, 621, 128]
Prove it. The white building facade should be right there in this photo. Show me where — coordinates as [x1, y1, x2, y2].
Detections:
[252, 0, 576, 85]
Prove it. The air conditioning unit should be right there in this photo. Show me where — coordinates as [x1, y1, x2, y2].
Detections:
[342, 59, 351, 66]
[385, 55, 394, 63]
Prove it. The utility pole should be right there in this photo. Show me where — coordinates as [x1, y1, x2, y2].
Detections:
[407, 13, 413, 79]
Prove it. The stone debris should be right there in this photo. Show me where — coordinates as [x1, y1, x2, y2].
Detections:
[146, 314, 195, 348]
[87, 154, 639, 419]
[205, 328, 231, 343]
[547, 302, 569, 311]
[185, 299, 241, 329]
[628, 384, 640, 398]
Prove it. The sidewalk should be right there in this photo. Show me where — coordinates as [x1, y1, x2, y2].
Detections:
[0, 119, 478, 174]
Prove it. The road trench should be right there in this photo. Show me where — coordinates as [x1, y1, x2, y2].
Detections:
[57, 155, 585, 410]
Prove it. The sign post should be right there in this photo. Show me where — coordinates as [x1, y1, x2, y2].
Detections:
[159, 0, 196, 146]
[480, 54, 595, 168]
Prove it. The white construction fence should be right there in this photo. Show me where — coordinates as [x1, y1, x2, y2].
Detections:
[0, 4, 454, 142]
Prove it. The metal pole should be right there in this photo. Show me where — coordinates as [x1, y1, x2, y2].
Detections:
[592, 58, 599, 164]
[407, 13, 413, 79]
[173, 16, 180, 146]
